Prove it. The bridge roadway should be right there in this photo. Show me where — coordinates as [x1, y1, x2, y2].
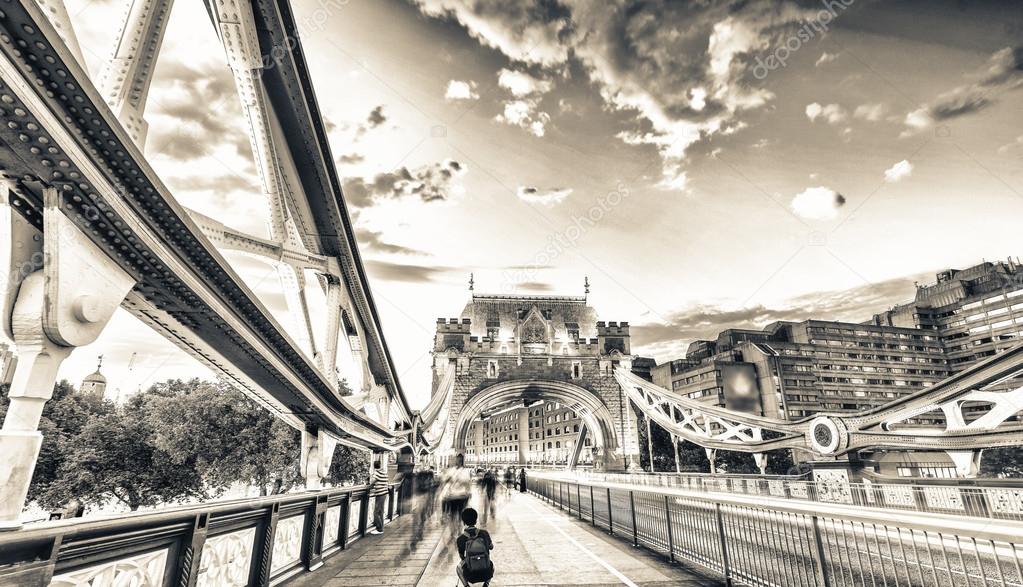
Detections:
[289, 484, 718, 587]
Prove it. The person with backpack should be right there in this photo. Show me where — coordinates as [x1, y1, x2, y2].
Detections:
[456, 507, 494, 586]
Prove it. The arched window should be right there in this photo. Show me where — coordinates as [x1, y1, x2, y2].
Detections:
[547, 442, 552, 449]
[556, 441, 561, 448]
[574, 424, 579, 432]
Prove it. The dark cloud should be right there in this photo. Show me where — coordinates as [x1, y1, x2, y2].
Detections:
[631, 273, 926, 352]
[338, 152, 366, 165]
[515, 282, 555, 292]
[355, 229, 426, 256]
[148, 61, 248, 162]
[917, 45, 1023, 125]
[931, 93, 992, 120]
[365, 260, 449, 283]
[171, 174, 257, 193]
[367, 105, 387, 128]
[342, 159, 466, 208]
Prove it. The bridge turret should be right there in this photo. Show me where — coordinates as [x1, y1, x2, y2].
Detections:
[597, 320, 631, 355]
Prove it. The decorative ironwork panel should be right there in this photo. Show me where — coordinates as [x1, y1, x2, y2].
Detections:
[196, 527, 257, 587]
[270, 515, 305, 574]
[768, 480, 786, 497]
[324, 505, 342, 546]
[50, 548, 168, 587]
[923, 486, 965, 511]
[880, 484, 915, 508]
[789, 482, 809, 499]
[987, 487, 1023, 515]
[348, 499, 363, 538]
[814, 469, 853, 505]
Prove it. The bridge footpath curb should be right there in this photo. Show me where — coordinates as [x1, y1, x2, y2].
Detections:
[283, 512, 443, 587]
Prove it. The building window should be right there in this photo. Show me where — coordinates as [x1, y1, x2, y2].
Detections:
[487, 360, 499, 378]
[571, 361, 582, 379]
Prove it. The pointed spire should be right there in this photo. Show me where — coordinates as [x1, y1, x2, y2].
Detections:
[584, 276, 590, 296]
[97, 354, 104, 371]
[469, 273, 475, 292]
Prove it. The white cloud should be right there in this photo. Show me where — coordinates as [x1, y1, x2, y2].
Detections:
[497, 69, 551, 97]
[997, 135, 1023, 154]
[494, 69, 552, 136]
[805, 102, 848, 124]
[853, 103, 886, 122]
[815, 52, 837, 67]
[496, 99, 550, 137]
[516, 186, 572, 206]
[884, 160, 913, 183]
[791, 186, 846, 220]
[445, 79, 479, 101]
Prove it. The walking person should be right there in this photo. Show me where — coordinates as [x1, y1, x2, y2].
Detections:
[368, 459, 390, 535]
[440, 463, 472, 531]
[517, 467, 527, 493]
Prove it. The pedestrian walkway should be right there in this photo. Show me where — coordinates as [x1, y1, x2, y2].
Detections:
[290, 486, 719, 586]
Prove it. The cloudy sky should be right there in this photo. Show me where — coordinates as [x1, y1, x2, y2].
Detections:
[54, 0, 1023, 408]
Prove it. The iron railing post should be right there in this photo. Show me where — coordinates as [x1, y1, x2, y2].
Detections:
[714, 504, 732, 587]
[256, 502, 281, 587]
[664, 495, 675, 563]
[629, 490, 638, 547]
[306, 494, 328, 571]
[811, 515, 832, 587]
[590, 485, 596, 526]
[177, 513, 209, 587]
[607, 487, 614, 534]
[339, 494, 351, 550]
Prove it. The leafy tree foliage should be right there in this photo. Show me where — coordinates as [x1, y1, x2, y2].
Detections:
[142, 378, 301, 496]
[327, 445, 371, 486]
[56, 402, 207, 510]
[980, 447, 1023, 478]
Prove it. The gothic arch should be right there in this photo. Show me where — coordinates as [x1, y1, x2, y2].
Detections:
[451, 379, 621, 456]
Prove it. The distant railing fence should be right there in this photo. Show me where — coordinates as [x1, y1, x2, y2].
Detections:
[527, 476, 1023, 587]
[565, 470, 1023, 522]
[0, 482, 402, 587]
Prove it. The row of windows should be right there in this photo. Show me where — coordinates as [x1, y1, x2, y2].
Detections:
[806, 326, 936, 341]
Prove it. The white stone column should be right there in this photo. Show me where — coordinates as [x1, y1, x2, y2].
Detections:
[0, 186, 134, 527]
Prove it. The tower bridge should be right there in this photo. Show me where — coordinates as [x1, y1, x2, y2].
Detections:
[0, 0, 1021, 584]
[423, 292, 644, 471]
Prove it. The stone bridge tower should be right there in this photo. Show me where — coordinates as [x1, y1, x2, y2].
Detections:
[431, 292, 642, 471]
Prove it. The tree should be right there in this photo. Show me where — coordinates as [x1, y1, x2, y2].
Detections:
[57, 400, 206, 510]
[143, 378, 301, 496]
[980, 447, 1023, 478]
[327, 445, 370, 486]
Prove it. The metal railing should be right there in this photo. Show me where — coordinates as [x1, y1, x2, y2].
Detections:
[528, 475, 1023, 587]
[0, 482, 402, 586]
[559, 470, 1023, 522]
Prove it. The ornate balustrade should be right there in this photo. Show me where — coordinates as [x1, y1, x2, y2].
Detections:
[0, 482, 402, 587]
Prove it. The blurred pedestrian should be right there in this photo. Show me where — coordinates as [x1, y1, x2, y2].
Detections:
[368, 459, 389, 535]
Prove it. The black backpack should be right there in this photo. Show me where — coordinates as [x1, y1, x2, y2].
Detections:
[462, 529, 492, 575]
